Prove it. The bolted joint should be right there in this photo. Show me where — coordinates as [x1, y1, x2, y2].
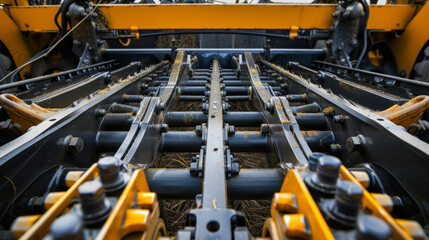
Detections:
[261, 124, 269, 133]
[228, 125, 235, 136]
[160, 124, 169, 133]
[346, 134, 366, 152]
[141, 83, 149, 91]
[330, 144, 342, 154]
[195, 125, 202, 136]
[265, 99, 275, 114]
[64, 135, 84, 153]
[200, 103, 209, 114]
[103, 73, 112, 85]
[94, 109, 106, 118]
[155, 102, 165, 115]
[222, 103, 230, 113]
[78, 180, 111, 226]
[333, 115, 346, 124]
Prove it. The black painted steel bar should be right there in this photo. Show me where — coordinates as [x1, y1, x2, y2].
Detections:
[202, 59, 227, 209]
[145, 168, 284, 200]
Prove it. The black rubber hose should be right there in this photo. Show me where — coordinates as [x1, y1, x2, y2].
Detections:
[355, 0, 369, 69]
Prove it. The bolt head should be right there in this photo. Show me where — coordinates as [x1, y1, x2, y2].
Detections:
[65, 136, 84, 153]
[346, 135, 365, 152]
[98, 156, 120, 172]
[78, 180, 104, 200]
[336, 180, 363, 203]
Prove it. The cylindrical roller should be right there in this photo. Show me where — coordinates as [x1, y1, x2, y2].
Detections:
[222, 76, 239, 80]
[96, 131, 127, 152]
[160, 132, 203, 152]
[180, 95, 250, 102]
[160, 131, 267, 152]
[302, 131, 335, 151]
[292, 102, 321, 113]
[101, 114, 134, 131]
[109, 103, 138, 114]
[145, 168, 284, 200]
[179, 96, 207, 102]
[165, 111, 263, 127]
[286, 94, 307, 102]
[178, 87, 250, 96]
[228, 131, 268, 152]
[295, 113, 328, 130]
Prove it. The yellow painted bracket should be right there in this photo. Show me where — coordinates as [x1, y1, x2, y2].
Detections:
[391, 3, 429, 78]
[378, 95, 429, 129]
[130, 26, 139, 39]
[0, 9, 33, 78]
[340, 166, 413, 240]
[0, 94, 57, 132]
[289, 26, 299, 40]
[97, 169, 160, 240]
[263, 169, 334, 240]
[19, 164, 99, 240]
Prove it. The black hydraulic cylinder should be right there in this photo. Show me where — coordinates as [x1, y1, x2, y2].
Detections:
[165, 111, 263, 127]
[145, 168, 285, 200]
[161, 131, 267, 152]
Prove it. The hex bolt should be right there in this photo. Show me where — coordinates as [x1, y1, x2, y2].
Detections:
[78, 180, 111, 225]
[346, 134, 366, 152]
[356, 215, 392, 240]
[260, 124, 269, 133]
[141, 83, 149, 90]
[308, 152, 325, 172]
[50, 214, 84, 240]
[103, 73, 112, 85]
[333, 115, 346, 124]
[330, 144, 342, 154]
[228, 125, 235, 136]
[200, 103, 209, 114]
[97, 156, 128, 194]
[265, 100, 274, 114]
[95, 109, 106, 118]
[160, 124, 169, 133]
[195, 125, 202, 136]
[305, 155, 342, 197]
[155, 102, 165, 115]
[64, 135, 84, 153]
[328, 180, 363, 226]
[222, 103, 230, 113]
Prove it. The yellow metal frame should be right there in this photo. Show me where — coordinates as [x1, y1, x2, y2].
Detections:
[340, 166, 413, 239]
[0, 3, 426, 81]
[3, 4, 417, 31]
[391, 3, 429, 78]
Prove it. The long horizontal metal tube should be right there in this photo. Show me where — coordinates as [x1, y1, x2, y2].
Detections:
[165, 111, 263, 127]
[178, 86, 250, 95]
[145, 168, 285, 199]
[179, 95, 250, 101]
[161, 131, 268, 152]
